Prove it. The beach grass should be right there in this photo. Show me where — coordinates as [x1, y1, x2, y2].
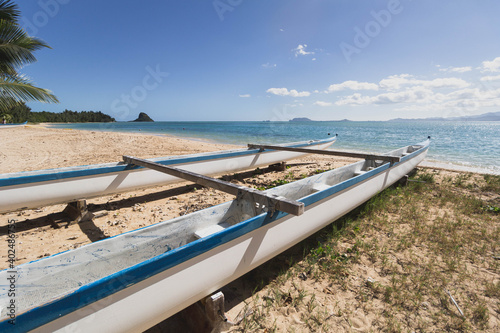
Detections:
[224, 169, 500, 332]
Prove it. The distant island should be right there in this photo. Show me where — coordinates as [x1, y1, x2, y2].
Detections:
[132, 112, 154, 122]
[289, 117, 313, 122]
[389, 111, 500, 122]
[288, 117, 355, 122]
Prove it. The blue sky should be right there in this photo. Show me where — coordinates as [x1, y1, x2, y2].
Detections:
[17, 0, 500, 121]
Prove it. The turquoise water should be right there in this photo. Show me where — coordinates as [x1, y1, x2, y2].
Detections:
[48, 121, 500, 174]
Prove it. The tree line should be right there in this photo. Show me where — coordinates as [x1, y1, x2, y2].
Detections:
[5, 103, 115, 123]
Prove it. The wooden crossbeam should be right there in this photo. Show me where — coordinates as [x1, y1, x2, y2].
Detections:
[247, 144, 401, 163]
[123, 156, 304, 216]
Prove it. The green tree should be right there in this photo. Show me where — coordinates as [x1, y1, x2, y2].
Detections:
[0, 0, 58, 116]
[2, 100, 29, 122]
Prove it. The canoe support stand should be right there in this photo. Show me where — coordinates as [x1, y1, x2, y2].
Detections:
[202, 292, 229, 327]
[64, 200, 94, 225]
[269, 162, 287, 171]
[50, 200, 94, 228]
[123, 156, 305, 216]
[149, 290, 243, 332]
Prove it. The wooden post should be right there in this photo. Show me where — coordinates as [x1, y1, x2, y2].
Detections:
[397, 175, 409, 187]
[203, 291, 227, 325]
[123, 156, 305, 216]
[62, 200, 94, 225]
[269, 162, 287, 171]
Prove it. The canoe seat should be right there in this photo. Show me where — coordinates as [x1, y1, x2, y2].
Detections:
[312, 183, 330, 192]
[194, 223, 230, 239]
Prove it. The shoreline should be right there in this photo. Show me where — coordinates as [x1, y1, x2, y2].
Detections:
[420, 160, 499, 175]
[38, 122, 247, 148]
[33, 123, 499, 175]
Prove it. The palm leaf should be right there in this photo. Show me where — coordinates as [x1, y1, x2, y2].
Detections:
[0, 0, 19, 22]
[0, 19, 50, 73]
[0, 2, 58, 111]
[0, 74, 59, 111]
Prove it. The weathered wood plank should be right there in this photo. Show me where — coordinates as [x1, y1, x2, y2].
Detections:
[247, 144, 401, 163]
[123, 156, 305, 216]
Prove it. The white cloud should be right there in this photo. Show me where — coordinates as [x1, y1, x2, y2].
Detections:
[480, 74, 500, 81]
[335, 79, 500, 113]
[446, 88, 481, 100]
[239, 94, 251, 98]
[327, 80, 379, 92]
[441, 87, 500, 109]
[314, 101, 333, 107]
[378, 74, 469, 90]
[293, 44, 314, 57]
[335, 93, 371, 106]
[336, 86, 436, 106]
[262, 63, 277, 69]
[374, 87, 435, 104]
[482, 57, 500, 72]
[378, 74, 415, 90]
[267, 57, 500, 115]
[266, 87, 311, 97]
[424, 78, 470, 89]
[439, 66, 472, 73]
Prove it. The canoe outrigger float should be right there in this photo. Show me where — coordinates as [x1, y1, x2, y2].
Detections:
[0, 137, 430, 332]
[0, 137, 336, 213]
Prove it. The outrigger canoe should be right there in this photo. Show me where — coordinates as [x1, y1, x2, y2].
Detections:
[0, 121, 27, 128]
[0, 138, 429, 332]
[0, 137, 336, 213]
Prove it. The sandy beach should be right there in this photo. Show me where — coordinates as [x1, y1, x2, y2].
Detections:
[1, 126, 498, 332]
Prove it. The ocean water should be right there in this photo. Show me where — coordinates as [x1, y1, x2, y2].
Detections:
[48, 121, 500, 174]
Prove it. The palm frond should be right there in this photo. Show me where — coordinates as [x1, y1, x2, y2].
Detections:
[0, 3, 58, 111]
[0, 74, 59, 111]
[0, 1, 19, 22]
[0, 19, 51, 72]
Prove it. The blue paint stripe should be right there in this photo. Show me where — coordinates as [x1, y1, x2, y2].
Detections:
[0, 139, 428, 332]
[0, 138, 336, 187]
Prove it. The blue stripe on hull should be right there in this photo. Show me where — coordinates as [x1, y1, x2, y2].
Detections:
[0, 137, 336, 187]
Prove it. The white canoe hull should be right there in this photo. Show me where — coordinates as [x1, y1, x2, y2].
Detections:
[0, 138, 335, 213]
[0, 139, 429, 332]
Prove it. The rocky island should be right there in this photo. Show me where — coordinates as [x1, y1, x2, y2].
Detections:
[132, 112, 154, 122]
